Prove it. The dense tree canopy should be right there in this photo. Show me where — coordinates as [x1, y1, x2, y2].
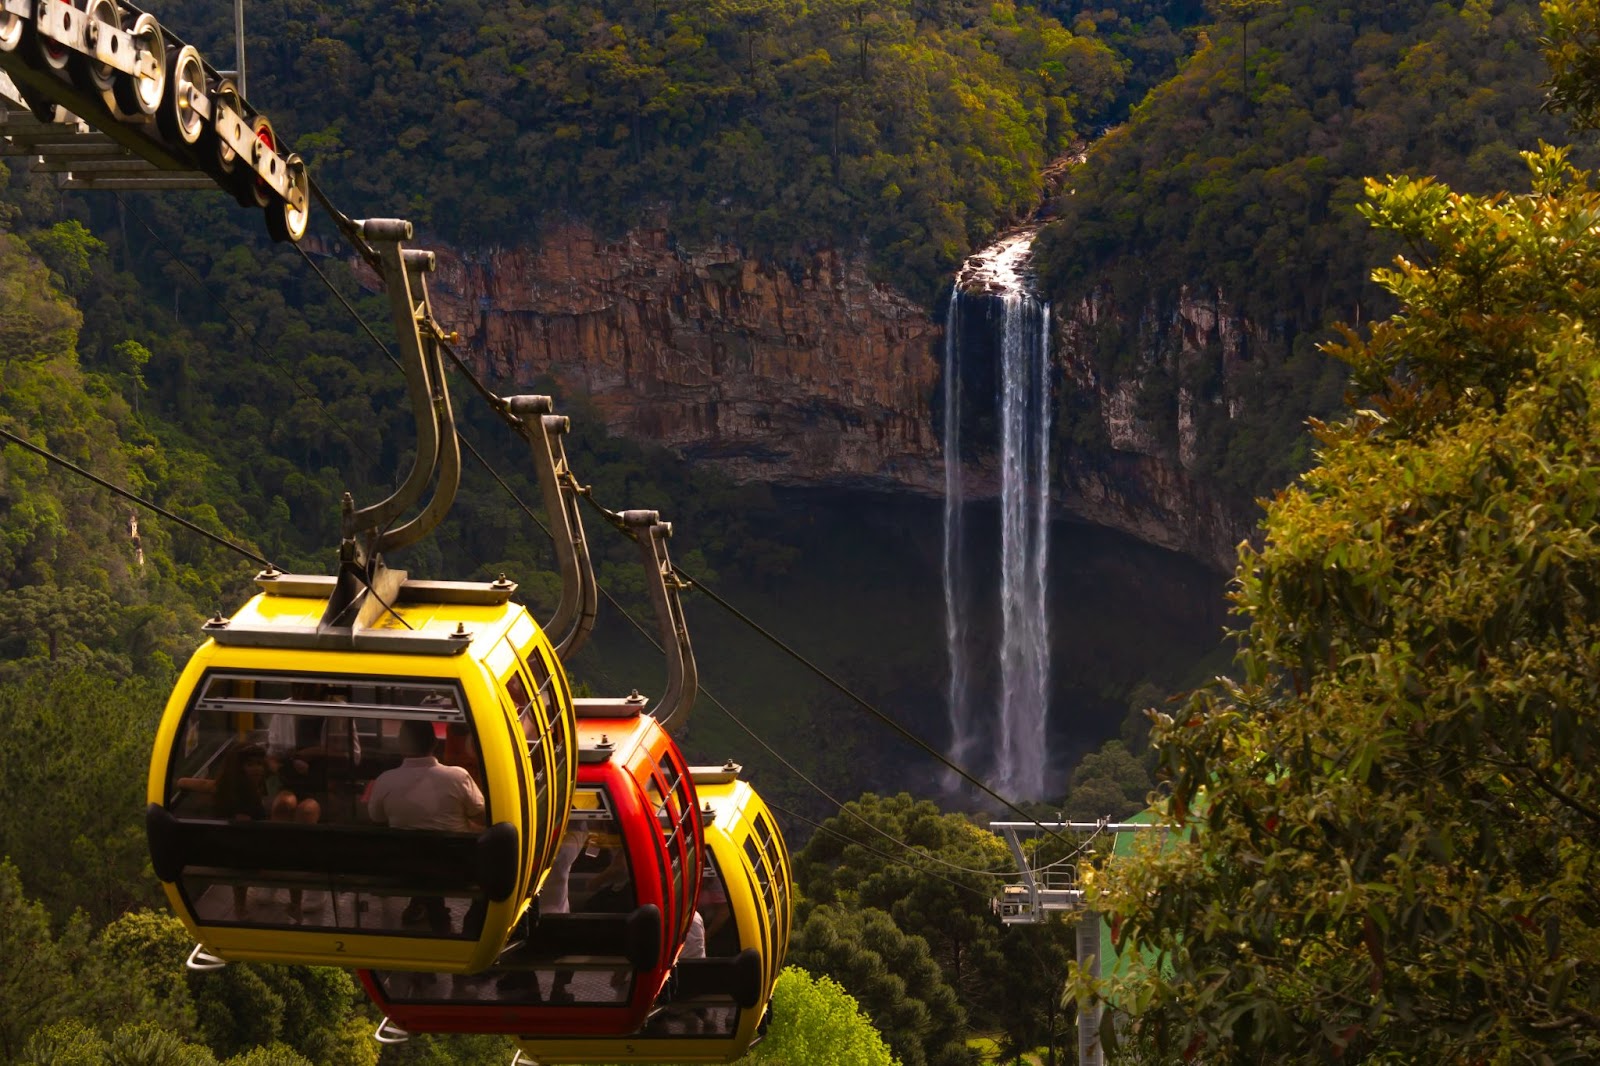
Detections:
[1037, 0, 1597, 501]
[1073, 145, 1600, 1063]
[789, 904, 972, 1066]
[149, 0, 1131, 303]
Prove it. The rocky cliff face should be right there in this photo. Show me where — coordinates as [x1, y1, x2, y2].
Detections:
[1055, 283, 1260, 571]
[418, 222, 945, 491]
[388, 222, 1252, 571]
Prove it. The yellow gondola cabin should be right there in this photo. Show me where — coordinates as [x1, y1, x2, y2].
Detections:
[146, 569, 576, 973]
[513, 762, 792, 1064]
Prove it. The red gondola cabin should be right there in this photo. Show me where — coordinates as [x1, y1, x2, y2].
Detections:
[361, 693, 703, 1036]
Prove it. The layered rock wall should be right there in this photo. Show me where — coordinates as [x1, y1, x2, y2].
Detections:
[1055, 284, 1260, 571]
[353, 223, 1256, 571]
[417, 223, 945, 490]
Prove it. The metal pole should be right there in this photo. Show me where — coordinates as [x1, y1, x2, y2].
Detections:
[1076, 912, 1103, 1066]
[233, 0, 246, 98]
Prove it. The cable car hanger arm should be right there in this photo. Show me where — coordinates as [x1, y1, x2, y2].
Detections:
[620, 509, 697, 733]
[505, 395, 599, 661]
[342, 220, 461, 558]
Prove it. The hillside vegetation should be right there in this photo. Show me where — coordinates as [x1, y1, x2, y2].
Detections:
[154, 0, 1135, 303]
[1038, 0, 1596, 499]
[1078, 142, 1600, 1065]
[14, 1, 1599, 1062]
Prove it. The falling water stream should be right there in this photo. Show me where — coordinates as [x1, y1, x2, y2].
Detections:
[944, 231, 1053, 800]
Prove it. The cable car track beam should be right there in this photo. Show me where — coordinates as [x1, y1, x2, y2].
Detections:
[0, 0, 308, 230]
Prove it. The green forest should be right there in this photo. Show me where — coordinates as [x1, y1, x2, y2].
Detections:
[3, 0, 1600, 1062]
[1039, 0, 1600, 501]
[152, 0, 1156, 304]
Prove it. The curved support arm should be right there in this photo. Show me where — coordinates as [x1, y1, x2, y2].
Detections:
[620, 509, 697, 733]
[507, 395, 597, 661]
[345, 221, 460, 554]
[374, 274, 461, 555]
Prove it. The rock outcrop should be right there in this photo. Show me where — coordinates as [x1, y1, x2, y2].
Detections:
[418, 222, 945, 491]
[1055, 283, 1260, 571]
[356, 222, 1255, 571]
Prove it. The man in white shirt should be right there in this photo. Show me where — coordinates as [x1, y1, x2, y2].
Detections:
[369, 720, 485, 932]
[369, 720, 484, 832]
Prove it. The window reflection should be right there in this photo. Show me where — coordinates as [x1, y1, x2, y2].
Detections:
[368, 788, 643, 1007]
[698, 853, 739, 958]
[168, 672, 488, 937]
[559, 790, 637, 914]
[172, 673, 478, 828]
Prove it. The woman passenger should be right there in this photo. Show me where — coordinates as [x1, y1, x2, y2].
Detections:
[212, 742, 321, 919]
[213, 744, 270, 821]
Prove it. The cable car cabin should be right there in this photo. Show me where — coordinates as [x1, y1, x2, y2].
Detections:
[360, 694, 704, 1037]
[145, 570, 576, 973]
[512, 763, 793, 1064]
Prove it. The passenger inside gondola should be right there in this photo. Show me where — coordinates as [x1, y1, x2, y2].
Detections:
[369, 720, 487, 935]
[633, 853, 740, 1038]
[580, 844, 635, 913]
[698, 863, 737, 956]
[212, 743, 271, 822]
[489, 821, 638, 1004]
[162, 673, 497, 934]
[369, 795, 640, 1006]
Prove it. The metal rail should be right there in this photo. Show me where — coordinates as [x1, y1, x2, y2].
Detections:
[0, 0, 306, 233]
[0, 2, 487, 594]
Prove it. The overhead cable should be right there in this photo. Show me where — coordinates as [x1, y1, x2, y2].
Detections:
[580, 491, 1091, 854]
[584, 564, 1023, 880]
[0, 426, 274, 569]
[291, 240, 563, 572]
[764, 800, 997, 903]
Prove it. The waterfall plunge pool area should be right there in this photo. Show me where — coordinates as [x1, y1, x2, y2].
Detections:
[568, 487, 1232, 822]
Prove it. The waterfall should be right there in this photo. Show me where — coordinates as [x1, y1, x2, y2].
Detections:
[942, 296, 974, 773]
[994, 294, 1051, 798]
[943, 231, 1052, 800]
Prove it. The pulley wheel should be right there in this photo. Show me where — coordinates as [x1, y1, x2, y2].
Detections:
[0, 4, 23, 53]
[158, 45, 206, 146]
[68, 0, 120, 110]
[112, 13, 166, 116]
[209, 78, 243, 177]
[33, 0, 75, 72]
[229, 112, 278, 208]
[265, 154, 310, 244]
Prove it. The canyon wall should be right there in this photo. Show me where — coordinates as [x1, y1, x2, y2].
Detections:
[420, 222, 944, 491]
[401, 222, 1254, 571]
[1054, 283, 1261, 572]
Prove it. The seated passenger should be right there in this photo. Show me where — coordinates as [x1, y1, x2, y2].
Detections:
[368, 721, 485, 934]
[213, 744, 270, 822]
[367, 721, 484, 832]
[212, 744, 320, 919]
[699, 871, 738, 956]
[268, 703, 362, 812]
[441, 722, 484, 788]
[582, 847, 635, 914]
